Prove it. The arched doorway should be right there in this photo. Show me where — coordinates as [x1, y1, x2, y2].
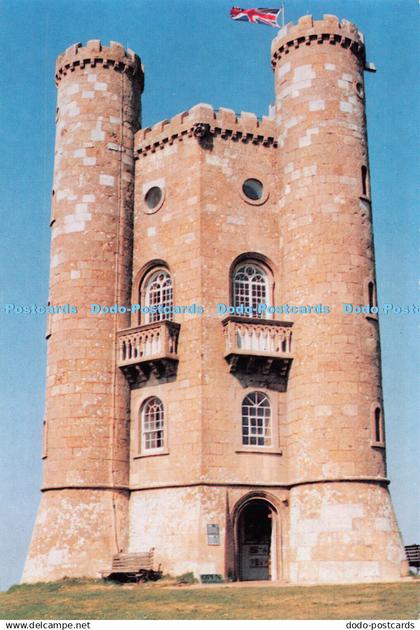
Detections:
[237, 499, 277, 581]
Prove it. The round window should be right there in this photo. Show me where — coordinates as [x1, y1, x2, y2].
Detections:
[145, 186, 163, 210]
[242, 178, 263, 201]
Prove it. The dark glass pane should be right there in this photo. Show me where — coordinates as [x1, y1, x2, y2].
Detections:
[145, 186, 163, 209]
[242, 178, 263, 201]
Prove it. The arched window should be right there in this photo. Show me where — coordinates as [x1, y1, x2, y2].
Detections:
[142, 269, 173, 323]
[233, 262, 270, 318]
[141, 397, 164, 451]
[242, 391, 272, 447]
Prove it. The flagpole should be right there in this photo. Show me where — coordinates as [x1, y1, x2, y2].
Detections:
[281, 1, 285, 27]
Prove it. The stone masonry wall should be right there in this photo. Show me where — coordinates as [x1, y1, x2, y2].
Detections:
[289, 482, 407, 583]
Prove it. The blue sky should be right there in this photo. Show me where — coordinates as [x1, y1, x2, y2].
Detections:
[0, 0, 418, 590]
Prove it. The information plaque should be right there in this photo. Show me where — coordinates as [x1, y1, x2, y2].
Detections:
[207, 523, 220, 545]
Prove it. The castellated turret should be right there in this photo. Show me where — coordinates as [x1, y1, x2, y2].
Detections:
[23, 41, 143, 581]
[272, 15, 406, 582]
[23, 18, 408, 584]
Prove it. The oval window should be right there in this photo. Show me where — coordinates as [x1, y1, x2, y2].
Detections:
[145, 186, 163, 210]
[242, 178, 263, 201]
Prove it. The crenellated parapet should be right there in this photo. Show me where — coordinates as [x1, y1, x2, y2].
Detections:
[55, 39, 144, 90]
[135, 103, 277, 158]
[271, 14, 365, 69]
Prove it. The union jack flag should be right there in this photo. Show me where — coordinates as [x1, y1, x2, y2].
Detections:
[230, 7, 282, 28]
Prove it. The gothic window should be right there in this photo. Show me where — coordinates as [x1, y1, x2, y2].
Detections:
[242, 391, 272, 447]
[142, 269, 173, 323]
[233, 263, 269, 318]
[141, 397, 165, 451]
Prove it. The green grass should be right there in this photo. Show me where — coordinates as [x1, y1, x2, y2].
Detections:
[0, 579, 418, 620]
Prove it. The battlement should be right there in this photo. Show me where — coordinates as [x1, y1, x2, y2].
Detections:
[135, 103, 277, 157]
[55, 40, 144, 89]
[271, 14, 365, 68]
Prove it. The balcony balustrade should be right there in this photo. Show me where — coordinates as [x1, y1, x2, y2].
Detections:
[222, 316, 293, 390]
[117, 321, 180, 385]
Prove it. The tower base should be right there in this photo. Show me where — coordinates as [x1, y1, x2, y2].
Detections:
[22, 489, 128, 583]
[287, 481, 409, 584]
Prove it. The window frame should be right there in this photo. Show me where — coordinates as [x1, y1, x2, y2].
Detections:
[361, 165, 370, 199]
[239, 176, 270, 206]
[138, 396, 169, 457]
[241, 391, 272, 448]
[139, 267, 174, 325]
[231, 259, 274, 319]
[371, 404, 385, 448]
[234, 388, 282, 455]
[364, 277, 378, 321]
[42, 417, 48, 459]
[142, 178, 166, 215]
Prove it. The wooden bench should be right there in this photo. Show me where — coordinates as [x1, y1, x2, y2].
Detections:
[102, 550, 161, 582]
[405, 544, 420, 573]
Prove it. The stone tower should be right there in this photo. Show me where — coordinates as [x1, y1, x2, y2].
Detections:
[271, 15, 407, 583]
[23, 17, 408, 584]
[23, 41, 143, 581]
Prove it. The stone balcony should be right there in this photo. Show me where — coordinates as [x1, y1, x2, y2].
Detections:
[222, 316, 293, 391]
[117, 321, 180, 385]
